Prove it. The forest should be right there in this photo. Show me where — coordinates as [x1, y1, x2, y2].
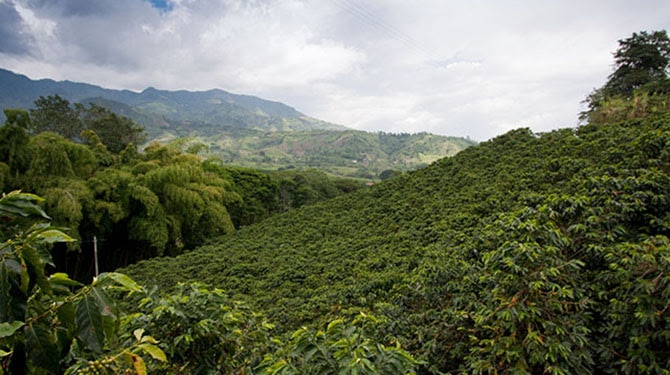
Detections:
[1, 30, 670, 374]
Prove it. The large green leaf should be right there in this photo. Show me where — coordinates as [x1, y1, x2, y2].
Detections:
[75, 295, 104, 354]
[25, 322, 60, 373]
[0, 321, 24, 338]
[34, 229, 76, 245]
[89, 286, 119, 341]
[94, 272, 143, 293]
[56, 301, 76, 334]
[20, 245, 51, 295]
[138, 342, 168, 362]
[0, 191, 49, 219]
[49, 272, 83, 295]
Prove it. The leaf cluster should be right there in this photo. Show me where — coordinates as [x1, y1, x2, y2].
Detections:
[0, 191, 165, 374]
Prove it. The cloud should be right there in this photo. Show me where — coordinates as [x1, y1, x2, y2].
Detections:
[0, 1, 36, 55]
[1, 0, 670, 140]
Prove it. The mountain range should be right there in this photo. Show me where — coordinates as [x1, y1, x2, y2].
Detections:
[0, 68, 475, 178]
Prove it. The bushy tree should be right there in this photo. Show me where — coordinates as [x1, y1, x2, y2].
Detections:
[29, 96, 145, 154]
[0, 109, 31, 180]
[30, 95, 82, 139]
[605, 30, 670, 98]
[583, 30, 670, 122]
[80, 104, 145, 153]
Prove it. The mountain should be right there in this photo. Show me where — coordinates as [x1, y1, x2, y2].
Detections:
[0, 68, 344, 134]
[123, 113, 670, 373]
[0, 68, 474, 178]
[172, 129, 473, 179]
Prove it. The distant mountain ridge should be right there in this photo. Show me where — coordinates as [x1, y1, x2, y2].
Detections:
[0, 68, 475, 178]
[0, 68, 344, 134]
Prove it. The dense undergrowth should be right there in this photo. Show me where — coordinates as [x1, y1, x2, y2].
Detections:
[4, 29, 670, 373]
[124, 112, 670, 373]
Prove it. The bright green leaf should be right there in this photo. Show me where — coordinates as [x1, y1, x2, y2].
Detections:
[94, 272, 143, 293]
[138, 342, 167, 362]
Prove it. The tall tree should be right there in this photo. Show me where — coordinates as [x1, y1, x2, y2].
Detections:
[583, 30, 670, 120]
[80, 103, 145, 153]
[30, 95, 82, 139]
[605, 30, 670, 98]
[0, 109, 31, 182]
[30, 96, 145, 154]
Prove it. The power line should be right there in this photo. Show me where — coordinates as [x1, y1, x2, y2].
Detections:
[329, 0, 450, 66]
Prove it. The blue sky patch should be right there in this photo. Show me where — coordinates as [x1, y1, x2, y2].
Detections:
[145, 0, 173, 12]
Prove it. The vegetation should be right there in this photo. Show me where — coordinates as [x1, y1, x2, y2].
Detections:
[0, 191, 417, 374]
[192, 129, 473, 179]
[3, 29, 670, 374]
[30, 95, 145, 153]
[0, 108, 368, 281]
[122, 30, 670, 374]
[0, 68, 475, 179]
[0, 191, 166, 374]
[582, 30, 670, 124]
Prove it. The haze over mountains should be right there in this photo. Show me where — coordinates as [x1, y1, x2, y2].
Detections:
[0, 68, 474, 178]
[0, 67, 344, 134]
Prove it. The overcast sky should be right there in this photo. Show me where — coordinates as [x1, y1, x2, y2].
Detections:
[1, 0, 668, 140]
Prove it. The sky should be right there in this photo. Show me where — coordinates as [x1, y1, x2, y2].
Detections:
[0, 0, 668, 141]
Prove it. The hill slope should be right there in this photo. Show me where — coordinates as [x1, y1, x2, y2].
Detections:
[188, 129, 473, 178]
[124, 114, 670, 373]
[0, 68, 475, 178]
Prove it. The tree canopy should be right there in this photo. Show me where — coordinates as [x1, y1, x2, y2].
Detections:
[583, 30, 670, 122]
[30, 95, 146, 153]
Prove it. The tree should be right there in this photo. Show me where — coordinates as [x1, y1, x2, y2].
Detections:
[605, 30, 670, 98]
[583, 30, 670, 120]
[81, 104, 145, 154]
[30, 95, 82, 139]
[30, 96, 145, 154]
[0, 109, 31, 180]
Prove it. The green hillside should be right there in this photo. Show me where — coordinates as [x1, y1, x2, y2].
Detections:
[124, 114, 670, 372]
[0, 68, 475, 179]
[4, 30, 670, 374]
[181, 129, 473, 179]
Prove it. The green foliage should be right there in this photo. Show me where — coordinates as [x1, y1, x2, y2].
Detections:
[204, 161, 366, 229]
[123, 115, 670, 374]
[30, 95, 82, 139]
[604, 30, 670, 98]
[0, 109, 31, 178]
[1, 118, 365, 281]
[80, 103, 146, 153]
[29, 95, 146, 154]
[260, 313, 420, 374]
[0, 191, 164, 374]
[199, 129, 474, 179]
[124, 282, 275, 374]
[583, 30, 670, 123]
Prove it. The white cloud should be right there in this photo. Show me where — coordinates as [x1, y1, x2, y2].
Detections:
[1, 0, 669, 140]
